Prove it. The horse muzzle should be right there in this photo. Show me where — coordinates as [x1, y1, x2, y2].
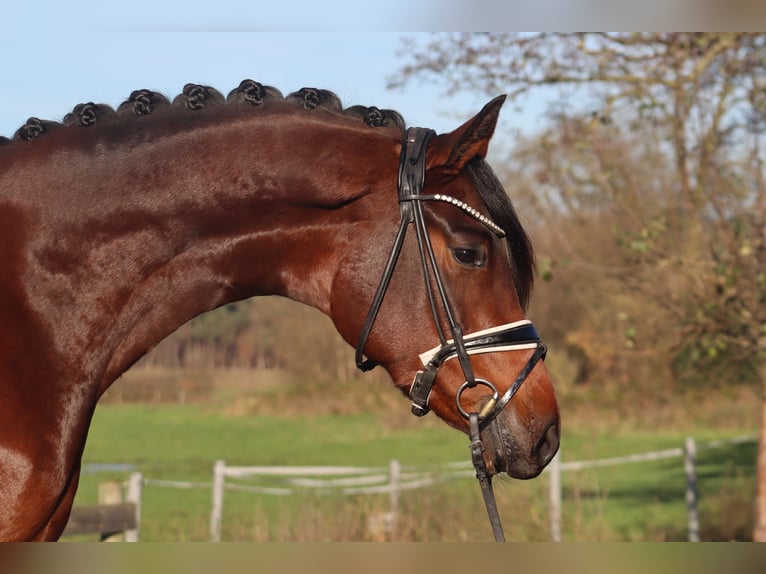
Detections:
[482, 408, 560, 479]
[448, 362, 560, 479]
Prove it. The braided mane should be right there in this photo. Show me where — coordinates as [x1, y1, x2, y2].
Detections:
[0, 80, 405, 144]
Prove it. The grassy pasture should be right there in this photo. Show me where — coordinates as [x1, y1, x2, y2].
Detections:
[69, 396, 757, 542]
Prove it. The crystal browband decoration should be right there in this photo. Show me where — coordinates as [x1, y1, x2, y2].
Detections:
[430, 194, 506, 238]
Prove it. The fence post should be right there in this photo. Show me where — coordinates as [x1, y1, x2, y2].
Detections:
[98, 481, 124, 542]
[210, 459, 225, 542]
[549, 449, 562, 542]
[124, 472, 143, 542]
[389, 459, 400, 534]
[684, 437, 700, 542]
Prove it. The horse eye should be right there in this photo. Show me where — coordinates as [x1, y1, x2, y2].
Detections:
[452, 247, 487, 267]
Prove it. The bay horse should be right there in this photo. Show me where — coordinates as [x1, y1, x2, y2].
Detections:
[0, 81, 559, 541]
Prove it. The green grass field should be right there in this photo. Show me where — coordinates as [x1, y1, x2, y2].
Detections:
[68, 399, 757, 542]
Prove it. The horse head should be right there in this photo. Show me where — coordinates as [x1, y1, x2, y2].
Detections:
[333, 96, 560, 479]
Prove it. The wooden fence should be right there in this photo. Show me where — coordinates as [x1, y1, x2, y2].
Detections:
[208, 434, 755, 542]
[62, 472, 142, 541]
[208, 458, 478, 542]
[64, 434, 755, 541]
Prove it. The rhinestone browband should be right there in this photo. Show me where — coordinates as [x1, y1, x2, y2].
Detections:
[399, 193, 506, 238]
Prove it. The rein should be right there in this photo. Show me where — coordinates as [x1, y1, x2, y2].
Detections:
[355, 127, 547, 542]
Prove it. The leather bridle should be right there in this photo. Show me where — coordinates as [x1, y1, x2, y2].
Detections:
[355, 127, 548, 541]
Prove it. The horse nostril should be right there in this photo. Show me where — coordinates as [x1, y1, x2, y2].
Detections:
[534, 421, 560, 465]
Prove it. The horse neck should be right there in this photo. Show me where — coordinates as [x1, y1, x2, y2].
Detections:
[7, 113, 397, 391]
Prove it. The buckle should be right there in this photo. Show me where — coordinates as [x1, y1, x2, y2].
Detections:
[409, 369, 435, 417]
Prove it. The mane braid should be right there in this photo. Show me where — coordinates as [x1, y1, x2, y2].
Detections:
[4, 80, 408, 142]
[466, 159, 535, 310]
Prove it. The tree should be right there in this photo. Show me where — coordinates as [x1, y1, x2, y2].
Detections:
[393, 32, 766, 540]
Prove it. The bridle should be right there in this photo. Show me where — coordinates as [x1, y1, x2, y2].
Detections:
[355, 127, 548, 541]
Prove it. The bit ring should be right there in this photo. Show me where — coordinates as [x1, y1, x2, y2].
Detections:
[456, 379, 499, 420]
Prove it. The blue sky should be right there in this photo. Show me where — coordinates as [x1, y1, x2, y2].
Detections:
[0, 33, 505, 137]
[4, 2, 732, 148]
[0, 32, 553, 154]
[2, 1, 565, 154]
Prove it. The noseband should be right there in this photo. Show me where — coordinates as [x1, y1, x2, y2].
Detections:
[355, 127, 548, 541]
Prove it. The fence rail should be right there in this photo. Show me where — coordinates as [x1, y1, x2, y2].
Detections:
[556, 434, 754, 472]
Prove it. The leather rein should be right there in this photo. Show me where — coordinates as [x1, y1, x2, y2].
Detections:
[355, 127, 547, 542]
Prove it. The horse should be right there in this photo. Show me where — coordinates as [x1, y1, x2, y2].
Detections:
[0, 80, 559, 541]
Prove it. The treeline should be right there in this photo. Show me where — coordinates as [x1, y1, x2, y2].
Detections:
[137, 296, 363, 382]
[138, 301, 278, 370]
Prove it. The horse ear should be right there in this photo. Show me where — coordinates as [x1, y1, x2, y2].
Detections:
[426, 95, 506, 175]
